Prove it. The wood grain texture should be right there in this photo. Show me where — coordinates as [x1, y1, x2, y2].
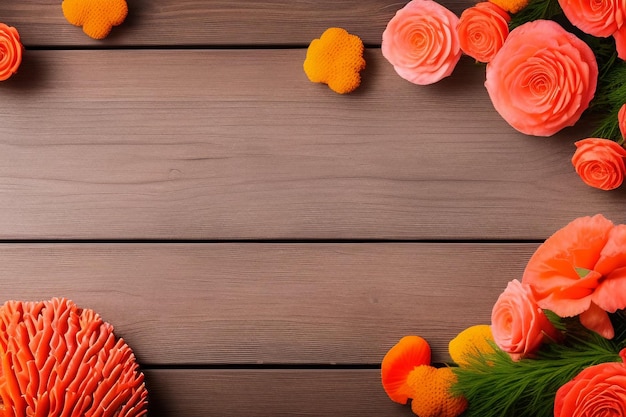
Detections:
[3, 0, 476, 47]
[1, 50, 624, 240]
[144, 369, 409, 417]
[0, 243, 535, 365]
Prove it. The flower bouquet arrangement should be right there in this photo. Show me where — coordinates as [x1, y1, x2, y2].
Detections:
[381, 214, 626, 417]
[381, 0, 626, 191]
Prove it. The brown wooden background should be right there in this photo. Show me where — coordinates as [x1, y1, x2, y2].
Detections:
[1, 1, 626, 415]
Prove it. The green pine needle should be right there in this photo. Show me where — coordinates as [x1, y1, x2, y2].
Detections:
[509, 0, 563, 30]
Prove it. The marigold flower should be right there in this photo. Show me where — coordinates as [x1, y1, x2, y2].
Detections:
[381, 335, 431, 404]
[522, 214, 626, 339]
[448, 324, 495, 366]
[62, 0, 128, 40]
[572, 138, 626, 191]
[303, 27, 365, 94]
[406, 366, 468, 417]
[0, 298, 147, 416]
[0, 24, 23, 82]
[458, 2, 510, 63]
[488, 0, 530, 13]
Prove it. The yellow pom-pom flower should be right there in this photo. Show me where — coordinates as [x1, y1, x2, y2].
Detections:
[488, 0, 529, 14]
[407, 366, 468, 417]
[303, 27, 366, 94]
[448, 324, 495, 367]
[62, 0, 128, 39]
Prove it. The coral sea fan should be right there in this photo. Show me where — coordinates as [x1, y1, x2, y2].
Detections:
[0, 298, 147, 416]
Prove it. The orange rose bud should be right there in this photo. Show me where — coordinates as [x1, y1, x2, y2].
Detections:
[0, 23, 23, 81]
[572, 138, 626, 191]
[62, 0, 128, 40]
[458, 2, 510, 63]
[381, 335, 431, 404]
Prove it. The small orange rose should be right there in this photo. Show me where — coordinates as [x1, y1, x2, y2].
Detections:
[0, 23, 23, 81]
[382, 0, 461, 85]
[558, 0, 626, 37]
[572, 138, 626, 191]
[458, 2, 510, 63]
[555, 349, 626, 417]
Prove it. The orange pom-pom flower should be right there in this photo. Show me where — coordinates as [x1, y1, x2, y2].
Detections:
[62, 0, 128, 40]
[303, 27, 366, 94]
[0, 24, 23, 82]
[0, 298, 147, 416]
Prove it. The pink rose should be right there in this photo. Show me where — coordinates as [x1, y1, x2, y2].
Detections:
[572, 138, 626, 191]
[382, 0, 461, 85]
[485, 20, 598, 136]
[491, 279, 559, 360]
[458, 2, 510, 63]
[558, 0, 626, 37]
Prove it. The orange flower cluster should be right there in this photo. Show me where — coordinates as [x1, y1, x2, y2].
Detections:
[0, 298, 147, 416]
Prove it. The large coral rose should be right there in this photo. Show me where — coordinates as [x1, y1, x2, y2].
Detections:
[0, 23, 23, 81]
[572, 138, 626, 190]
[457, 2, 510, 63]
[382, 0, 461, 85]
[558, 0, 626, 37]
[485, 20, 598, 136]
[554, 349, 626, 417]
[522, 214, 626, 339]
[491, 279, 559, 360]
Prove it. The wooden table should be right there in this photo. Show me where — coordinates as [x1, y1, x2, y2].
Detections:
[1, 1, 625, 415]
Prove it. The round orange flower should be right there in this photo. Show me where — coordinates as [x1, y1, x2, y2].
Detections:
[485, 20, 598, 137]
[558, 0, 626, 37]
[522, 214, 626, 339]
[0, 298, 148, 416]
[458, 2, 510, 63]
[382, 0, 461, 85]
[381, 335, 431, 404]
[555, 349, 626, 417]
[572, 138, 626, 191]
[0, 23, 23, 82]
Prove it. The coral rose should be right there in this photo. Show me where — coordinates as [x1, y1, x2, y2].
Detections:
[558, 0, 626, 37]
[620, 104, 626, 138]
[615, 25, 626, 59]
[458, 2, 510, 63]
[382, 0, 461, 85]
[491, 279, 559, 360]
[485, 20, 598, 136]
[572, 138, 626, 191]
[554, 349, 626, 417]
[522, 214, 626, 339]
[0, 23, 23, 81]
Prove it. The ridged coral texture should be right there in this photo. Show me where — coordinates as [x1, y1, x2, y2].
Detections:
[0, 298, 147, 417]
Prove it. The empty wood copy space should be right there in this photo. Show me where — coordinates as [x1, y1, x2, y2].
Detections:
[1, 1, 626, 416]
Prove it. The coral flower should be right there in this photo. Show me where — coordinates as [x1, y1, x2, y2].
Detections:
[0, 24, 23, 82]
[485, 20, 598, 137]
[489, 0, 530, 13]
[382, 0, 462, 85]
[522, 214, 626, 339]
[619, 104, 626, 139]
[572, 138, 626, 190]
[554, 349, 626, 417]
[614, 25, 626, 59]
[0, 298, 147, 416]
[62, 0, 128, 39]
[406, 366, 468, 417]
[381, 335, 431, 404]
[558, 0, 626, 37]
[457, 2, 511, 63]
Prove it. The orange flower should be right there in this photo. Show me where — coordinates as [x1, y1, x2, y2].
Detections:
[448, 325, 495, 367]
[0, 298, 147, 416]
[62, 0, 128, 40]
[0, 24, 23, 82]
[303, 27, 366, 94]
[620, 104, 626, 139]
[485, 20, 598, 137]
[554, 349, 626, 416]
[572, 138, 626, 191]
[489, 0, 530, 13]
[615, 25, 626, 60]
[458, 2, 510, 63]
[382, 0, 461, 85]
[381, 335, 431, 404]
[406, 366, 468, 417]
[558, 0, 626, 37]
[522, 214, 626, 339]
[491, 279, 559, 360]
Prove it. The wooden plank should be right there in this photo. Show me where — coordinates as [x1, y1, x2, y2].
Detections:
[144, 369, 408, 417]
[0, 243, 533, 365]
[3, 0, 476, 47]
[1, 50, 622, 240]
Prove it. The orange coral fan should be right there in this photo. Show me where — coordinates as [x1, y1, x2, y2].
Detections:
[448, 325, 495, 367]
[0, 24, 23, 82]
[62, 0, 128, 40]
[407, 366, 468, 417]
[303, 27, 366, 94]
[0, 298, 147, 416]
[381, 335, 431, 404]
